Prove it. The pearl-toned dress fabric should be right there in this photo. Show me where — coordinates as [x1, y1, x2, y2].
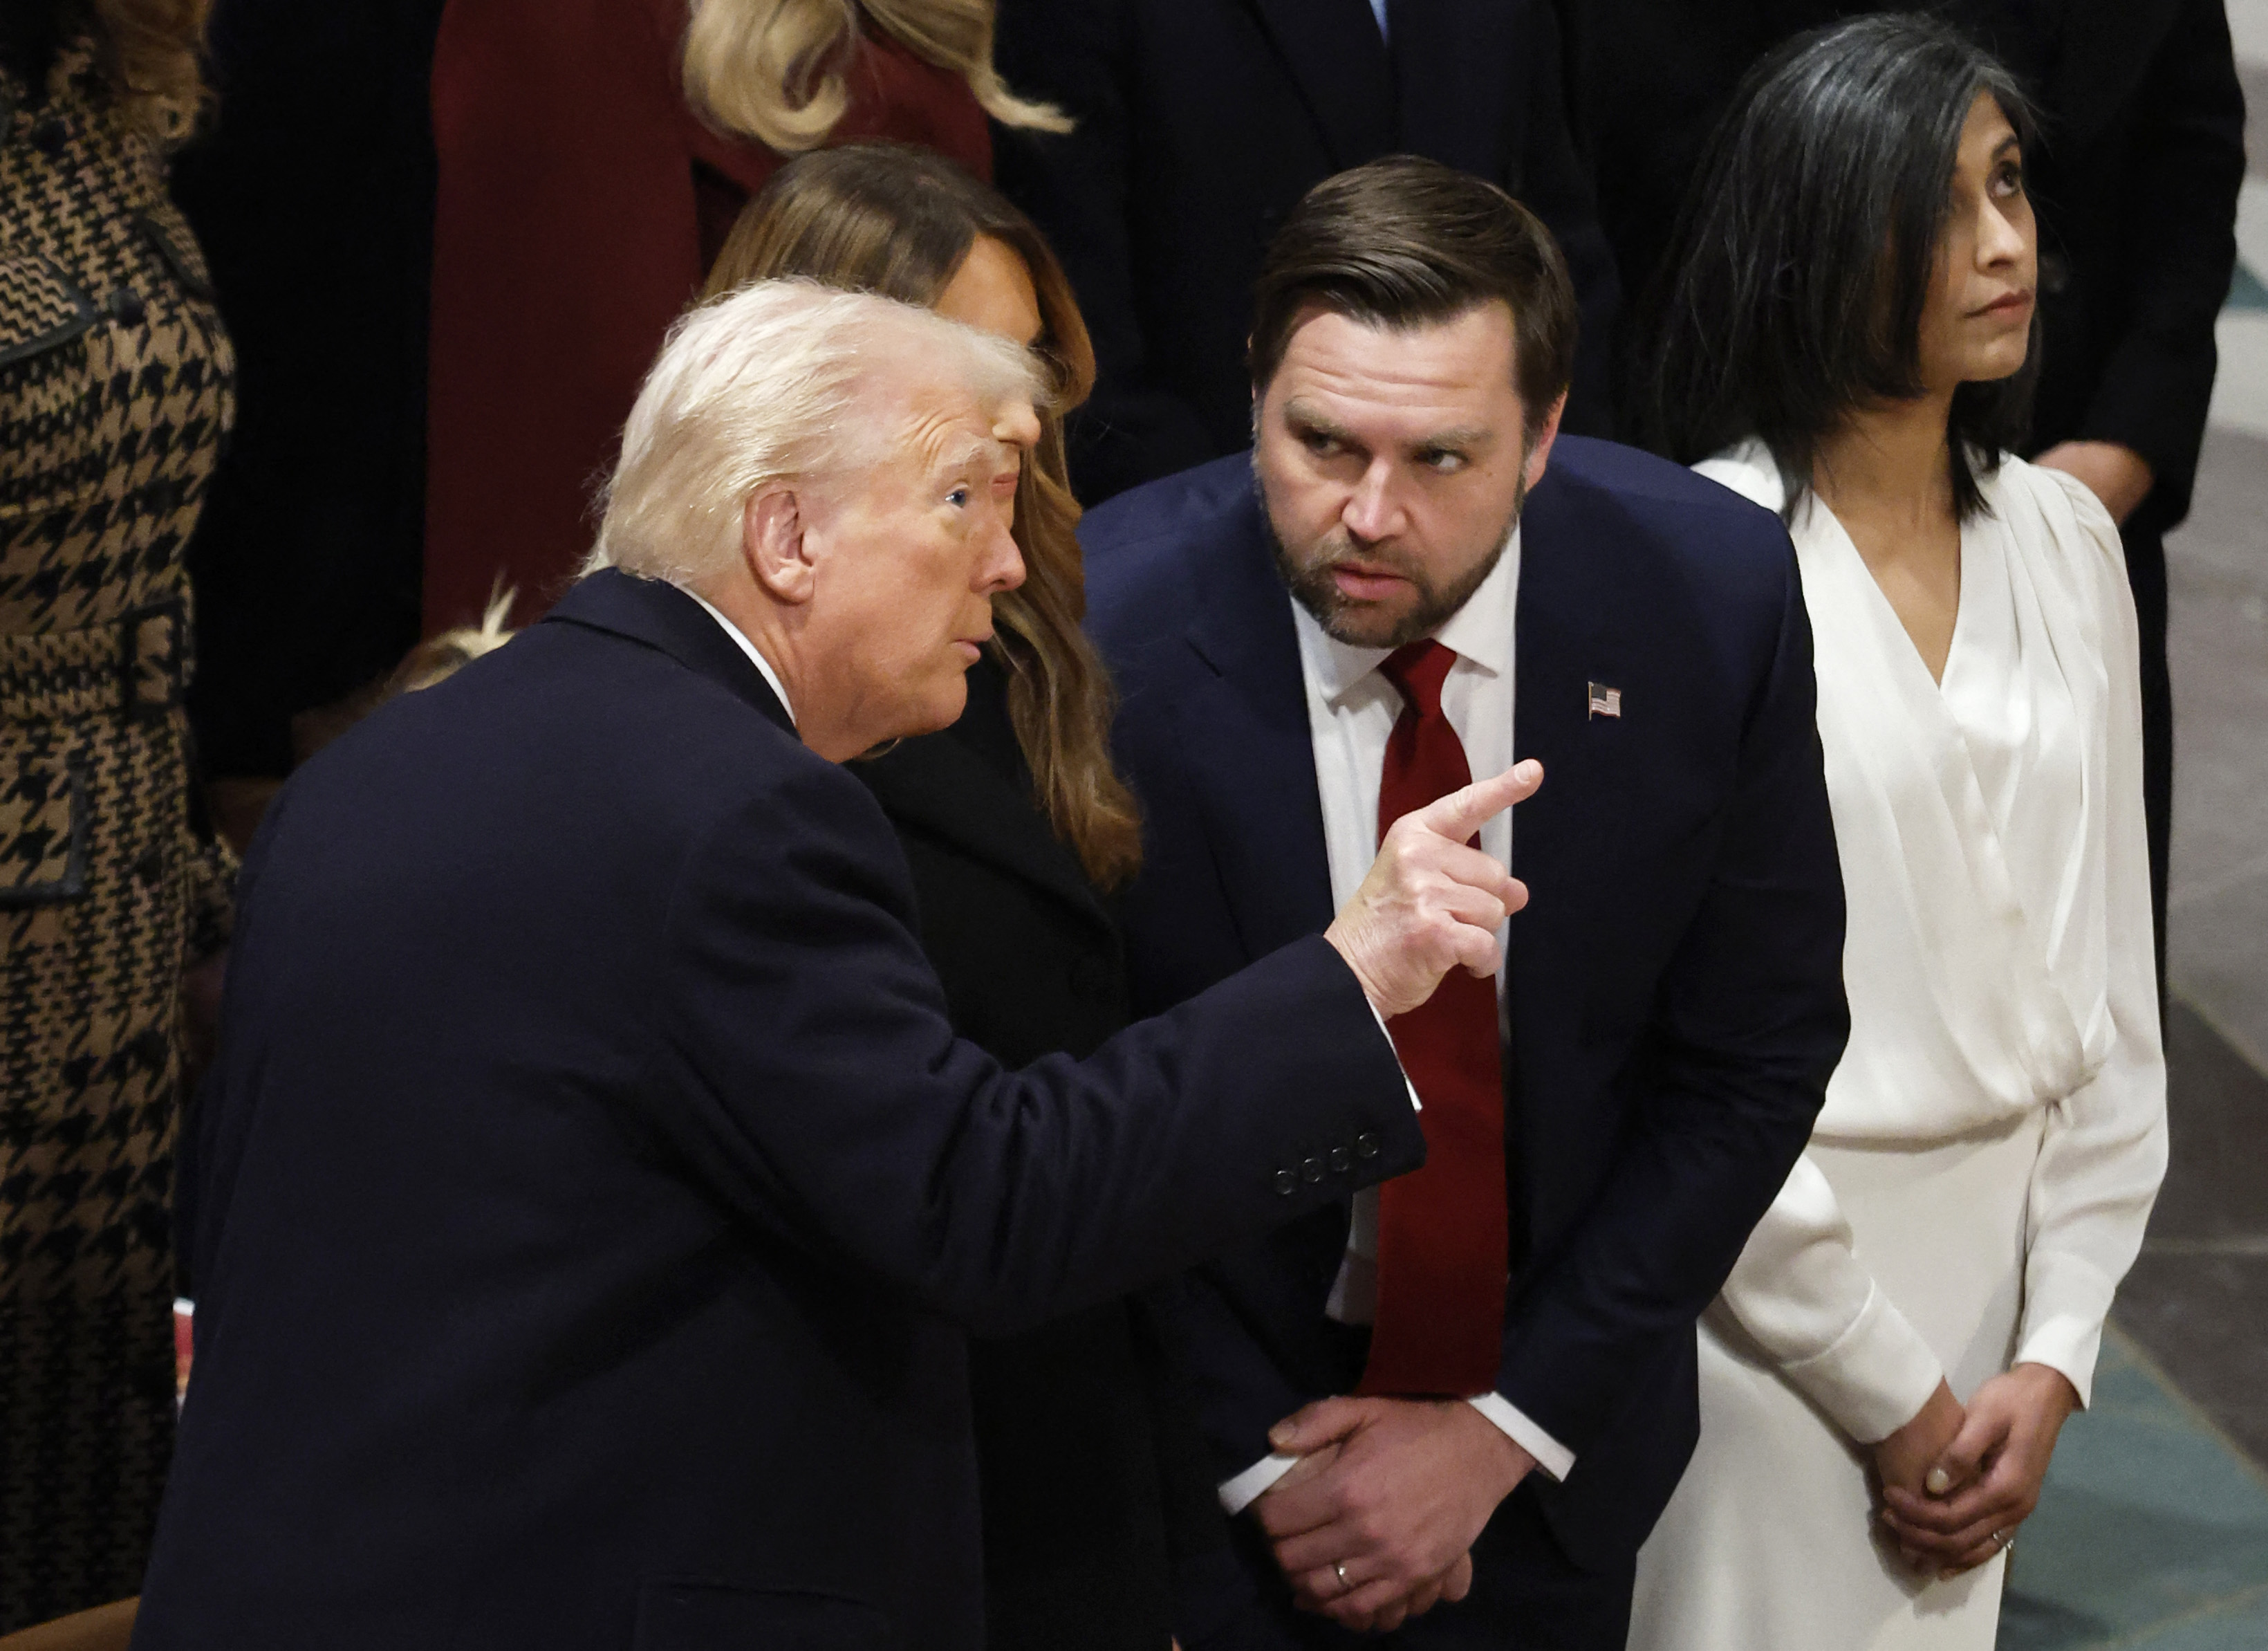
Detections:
[1627, 445, 2167, 1650]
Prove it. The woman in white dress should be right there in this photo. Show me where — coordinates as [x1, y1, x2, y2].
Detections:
[1624, 17, 2168, 1650]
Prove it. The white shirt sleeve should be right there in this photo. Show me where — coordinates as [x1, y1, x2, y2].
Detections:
[1216, 1395, 1573, 1513]
[1713, 1154, 1946, 1445]
[2011, 492, 2168, 1405]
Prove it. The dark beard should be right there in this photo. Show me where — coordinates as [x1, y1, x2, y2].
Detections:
[1260, 468, 1527, 650]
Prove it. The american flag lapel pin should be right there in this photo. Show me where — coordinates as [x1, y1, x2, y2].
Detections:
[1587, 681, 1622, 719]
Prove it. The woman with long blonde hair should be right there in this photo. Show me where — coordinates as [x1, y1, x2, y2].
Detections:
[420, 0, 1065, 644]
[700, 142, 1182, 1651]
[0, 0, 237, 1627]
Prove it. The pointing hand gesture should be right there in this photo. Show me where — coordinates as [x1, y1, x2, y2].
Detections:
[1324, 762, 1542, 1020]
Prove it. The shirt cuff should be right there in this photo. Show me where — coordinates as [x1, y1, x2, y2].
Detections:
[1218, 1452, 1301, 1515]
[1466, 1392, 1574, 1482]
[1363, 999, 1421, 1113]
[1780, 1280, 1945, 1445]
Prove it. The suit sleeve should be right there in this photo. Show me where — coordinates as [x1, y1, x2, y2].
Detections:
[644, 764, 1425, 1336]
[2066, 0, 2247, 522]
[991, 0, 1218, 502]
[1491, 538, 1848, 1452]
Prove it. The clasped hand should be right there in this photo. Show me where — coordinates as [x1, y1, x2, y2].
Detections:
[1871, 1365, 2079, 1578]
[1252, 1396, 1534, 1634]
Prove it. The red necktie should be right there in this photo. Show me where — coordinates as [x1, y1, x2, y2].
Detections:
[1355, 640, 1509, 1399]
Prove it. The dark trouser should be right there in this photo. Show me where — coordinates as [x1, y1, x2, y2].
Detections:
[2124, 526, 2172, 995]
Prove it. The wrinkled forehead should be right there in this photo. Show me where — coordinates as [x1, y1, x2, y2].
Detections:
[1268, 304, 1525, 431]
[865, 371, 1019, 482]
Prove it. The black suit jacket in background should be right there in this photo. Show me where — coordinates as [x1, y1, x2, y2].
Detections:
[1082, 442, 1850, 1634]
[854, 660, 1223, 1651]
[1561, 0, 2246, 530]
[135, 571, 1424, 1651]
[992, 0, 1621, 506]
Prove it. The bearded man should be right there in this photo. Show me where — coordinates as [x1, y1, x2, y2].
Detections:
[1081, 156, 1850, 1649]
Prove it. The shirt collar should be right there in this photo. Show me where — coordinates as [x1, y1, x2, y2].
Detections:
[688, 590, 797, 728]
[1291, 524, 1522, 706]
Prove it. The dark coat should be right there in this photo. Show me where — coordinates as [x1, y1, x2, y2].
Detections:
[135, 570, 1424, 1651]
[1081, 441, 1850, 1634]
[990, 0, 1621, 506]
[1561, 0, 2247, 529]
[854, 658, 1222, 1651]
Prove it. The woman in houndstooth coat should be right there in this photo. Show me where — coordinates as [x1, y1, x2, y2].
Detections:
[0, 0, 234, 1626]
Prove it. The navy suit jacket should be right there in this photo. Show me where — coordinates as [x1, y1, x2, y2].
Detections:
[136, 570, 1424, 1651]
[1082, 441, 1850, 1577]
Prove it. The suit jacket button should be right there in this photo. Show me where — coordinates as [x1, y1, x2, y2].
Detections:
[1301, 1156, 1323, 1183]
[1329, 1146, 1352, 1173]
[1274, 1168, 1298, 1196]
[1356, 1132, 1380, 1159]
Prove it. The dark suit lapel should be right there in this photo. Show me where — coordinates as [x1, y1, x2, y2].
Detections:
[1505, 490, 1626, 1249]
[1177, 492, 1337, 958]
[1244, 0, 1398, 169]
[1386, 0, 1514, 176]
[544, 569, 795, 737]
[857, 730, 1111, 934]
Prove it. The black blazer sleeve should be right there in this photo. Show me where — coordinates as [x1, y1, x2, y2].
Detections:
[2061, 0, 2247, 523]
[1494, 535, 1846, 1450]
[647, 762, 1424, 1335]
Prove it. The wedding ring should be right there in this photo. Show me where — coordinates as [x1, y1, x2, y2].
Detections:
[1334, 1561, 1353, 1594]
[1993, 1529, 2011, 1551]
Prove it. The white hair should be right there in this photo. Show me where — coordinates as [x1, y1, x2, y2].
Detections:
[587, 280, 1042, 586]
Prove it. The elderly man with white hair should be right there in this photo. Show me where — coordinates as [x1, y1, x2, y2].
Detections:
[135, 282, 1541, 1651]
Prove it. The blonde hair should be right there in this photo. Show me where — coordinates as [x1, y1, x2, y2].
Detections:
[703, 144, 1143, 890]
[590, 278, 1040, 589]
[680, 0, 1068, 155]
[388, 584, 519, 697]
[91, 0, 211, 143]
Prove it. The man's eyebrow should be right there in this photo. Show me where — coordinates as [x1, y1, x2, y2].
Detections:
[933, 434, 998, 479]
[1281, 398, 1354, 441]
[1411, 426, 1490, 453]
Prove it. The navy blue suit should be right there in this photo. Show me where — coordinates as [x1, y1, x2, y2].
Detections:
[1082, 441, 1850, 1645]
[136, 570, 1425, 1651]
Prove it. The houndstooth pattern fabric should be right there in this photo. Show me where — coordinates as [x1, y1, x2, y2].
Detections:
[0, 43, 236, 1630]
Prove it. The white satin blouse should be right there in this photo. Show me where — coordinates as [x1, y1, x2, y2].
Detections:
[1692, 443, 2168, 1443]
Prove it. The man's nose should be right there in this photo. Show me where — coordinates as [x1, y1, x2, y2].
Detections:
[992, 397, 1043, 450]
[980, 513, 1026, 595]
[1342, 458, 1402, 542]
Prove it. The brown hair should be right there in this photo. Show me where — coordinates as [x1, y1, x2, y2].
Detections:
[1250, 155, 1579, 436]
[702, 142, 1141, 889]
[6, 0, 210, 140]
[680, 0, 1067, 155]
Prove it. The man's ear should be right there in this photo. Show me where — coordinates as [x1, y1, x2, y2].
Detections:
[743, 486, 816, 605]
[1523, 392, 1569, 492]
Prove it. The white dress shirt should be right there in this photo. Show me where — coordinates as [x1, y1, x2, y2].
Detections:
[1218, 531, 1574, 1517]
[689, 591, 796, 727]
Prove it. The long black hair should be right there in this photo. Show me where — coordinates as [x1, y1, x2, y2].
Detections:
[1636, 13, 2040, 520]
